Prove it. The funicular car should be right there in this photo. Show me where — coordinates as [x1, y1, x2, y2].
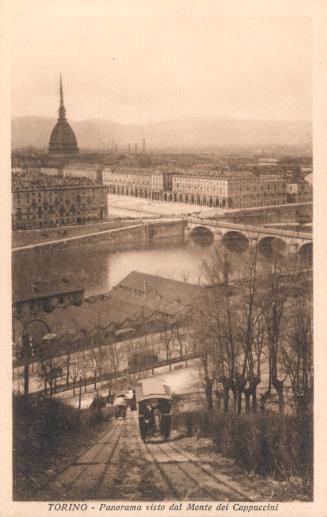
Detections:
[113, 394, 127, 419]
[135, 379, 172, 442]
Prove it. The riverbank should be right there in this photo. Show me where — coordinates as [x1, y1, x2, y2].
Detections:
[12, 219, 186, 256]
[12, 219, 145, 248]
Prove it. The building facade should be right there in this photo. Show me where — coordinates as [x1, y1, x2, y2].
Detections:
[12, 178, 109, 230]
[102, 166, 292, 209]
[103, 168, 153, 198]
[285, 182, 312, 203]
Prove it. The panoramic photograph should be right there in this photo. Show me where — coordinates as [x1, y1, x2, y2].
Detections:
[10, 3, 313, 507]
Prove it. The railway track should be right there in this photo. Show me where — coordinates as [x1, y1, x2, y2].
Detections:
[38, 417, 126, 500]
[36, 410, 258, 501]
[141, 434, 255, 500]
[159, 441, 256, 500]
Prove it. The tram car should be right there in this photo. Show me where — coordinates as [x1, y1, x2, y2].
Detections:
[136, 380, 172, 442]
[113, 394, 127, 419]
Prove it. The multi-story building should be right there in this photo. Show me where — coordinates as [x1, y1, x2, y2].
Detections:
[101, 166, 311, 209]
[12, 173, 109, 230]
[103, 167, 175, 200]
[103, 168, 151, 198]
[171, 175, 287, 209]
[286, 182, 312, 203]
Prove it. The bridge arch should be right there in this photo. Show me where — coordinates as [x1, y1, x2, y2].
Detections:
[258, 236, 289, 258]
[298, 242, 313, 267]
[190, 226, 214, 245]
[222, 231, 249, 252]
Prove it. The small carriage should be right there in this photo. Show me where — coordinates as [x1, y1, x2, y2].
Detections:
[113, 394, 127, 420]
[136, 380, 172, 442]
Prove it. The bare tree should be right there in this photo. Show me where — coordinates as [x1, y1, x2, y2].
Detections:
[172, 316, 189, 366]
[70, 355, 82, 396]
[159, 314, 177, 370]
[259, 257, 289, 414]
[237, 241, 266, 413]
[60, 333, 72, 390]
[281, 298, 313, 418]
[200, 249, 244, 414]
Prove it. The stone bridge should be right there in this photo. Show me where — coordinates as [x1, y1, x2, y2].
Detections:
[187, 218, 313, 257]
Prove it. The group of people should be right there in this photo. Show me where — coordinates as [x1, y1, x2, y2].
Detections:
[143, 403, 157, 437]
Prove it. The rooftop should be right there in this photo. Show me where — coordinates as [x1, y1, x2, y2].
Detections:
[13, 272, 203, 339]
[13, 278, 85, 304]
[114, 271, 202, 306]
[12, 172, 99, 191]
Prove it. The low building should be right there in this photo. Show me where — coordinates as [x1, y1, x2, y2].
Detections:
[113, 270, 202, 318]
[13, 278, 85, 319]
[13, 272, 203, 346]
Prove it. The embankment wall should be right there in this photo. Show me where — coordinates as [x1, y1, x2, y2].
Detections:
[222, 203, 312, 225]
[12, 220, 186, 258]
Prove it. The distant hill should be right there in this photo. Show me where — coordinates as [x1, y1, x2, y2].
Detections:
[12, 116, 311, 151]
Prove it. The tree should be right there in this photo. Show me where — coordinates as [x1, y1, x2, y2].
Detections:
[70, 355, 82, 396]
[89, 324, 108, 390]
[259, 256, 289, 414]
[60, 333, 72, 390]
[172, 316, 189, 366]
[282, 298, 313, 418]
[200, 249, 244, 414]
[159, 315, 176, 370]
[237, 241, 266, 413]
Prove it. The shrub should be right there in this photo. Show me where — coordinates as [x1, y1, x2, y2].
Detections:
[174, 408, 313, 483]
[13, 393, 110, 498]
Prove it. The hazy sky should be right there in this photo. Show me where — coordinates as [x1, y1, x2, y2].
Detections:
[11, 13, 312, 124]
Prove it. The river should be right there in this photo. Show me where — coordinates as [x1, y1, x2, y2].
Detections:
[13, 228, 312, 299]
[13, 235, 255, 297]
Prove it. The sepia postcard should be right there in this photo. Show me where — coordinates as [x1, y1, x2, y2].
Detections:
[1, 0, 327, 516]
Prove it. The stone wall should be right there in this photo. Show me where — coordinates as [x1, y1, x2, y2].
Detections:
[12, 220, 186, 258]
[221, 202, 312, 225]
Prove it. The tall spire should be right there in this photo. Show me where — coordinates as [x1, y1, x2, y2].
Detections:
[58, 73, 66, 120]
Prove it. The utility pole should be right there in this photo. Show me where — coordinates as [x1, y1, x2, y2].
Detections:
[22, 336, 33, 403]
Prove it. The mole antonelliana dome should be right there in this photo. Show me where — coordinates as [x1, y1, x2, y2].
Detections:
[48, 75, 79, 156]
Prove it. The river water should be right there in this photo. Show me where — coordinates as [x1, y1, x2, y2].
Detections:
[13, 235, 251, 297]
[13, 230, 311, 299]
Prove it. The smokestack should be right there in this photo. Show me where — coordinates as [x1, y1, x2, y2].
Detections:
[142, 138, 146, 153]
[135, 143, 138, 154]
[114, 144, 117, 153]
[128, 144, 131, 153]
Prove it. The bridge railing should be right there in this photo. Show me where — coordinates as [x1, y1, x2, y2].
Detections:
[188, 218, 312, 241]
